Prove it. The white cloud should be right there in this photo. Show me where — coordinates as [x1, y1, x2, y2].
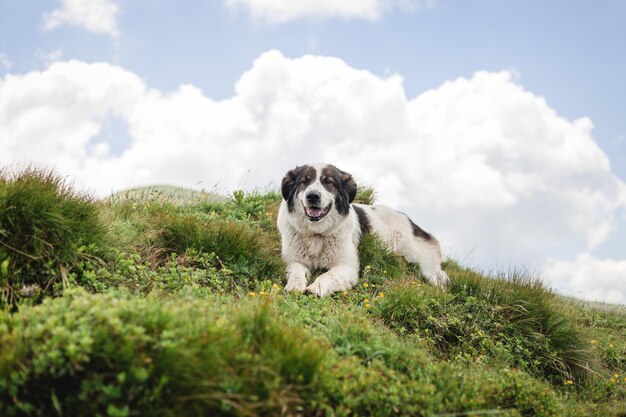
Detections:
[1, 50, 625, 302]
[543, 254, 626, 304]
[0, 52, 12, 71]
[43, 0, 120, 38]
[223, 0, 430, 23]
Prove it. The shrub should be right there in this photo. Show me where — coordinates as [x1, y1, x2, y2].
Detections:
[277, 296, 565, 417]
[0, 289, 325, 417]
[316, 337, 564, 417]
[0, 168, 107, 308]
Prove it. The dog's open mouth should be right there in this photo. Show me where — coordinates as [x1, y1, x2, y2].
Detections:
[304, 204, 331, 221]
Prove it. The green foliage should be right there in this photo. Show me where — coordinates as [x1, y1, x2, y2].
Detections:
[0, 168, 107, 308]
[353, 186, 376, 205]
[0, 289, 324, 417]
[375, 264, 595, 385]
[358, 233, 420, 284]
[0, 169, 624, 416]
[200, 190, 281, 231]
[152, 211, 284, 281]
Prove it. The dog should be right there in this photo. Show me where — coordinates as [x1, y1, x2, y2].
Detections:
[277, 163, 448, 296]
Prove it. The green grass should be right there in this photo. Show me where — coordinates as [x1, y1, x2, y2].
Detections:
[107, 185, 226, 205]
[0, 169, 625, 417]
[375, 265, 595, 384]
[0, 168, 108, 308]
[0, 289, 324, 417]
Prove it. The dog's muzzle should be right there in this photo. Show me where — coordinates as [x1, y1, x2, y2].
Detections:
[304, 203, 331, 222]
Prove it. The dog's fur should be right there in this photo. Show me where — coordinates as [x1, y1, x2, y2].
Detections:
[277, 163, 448, 296]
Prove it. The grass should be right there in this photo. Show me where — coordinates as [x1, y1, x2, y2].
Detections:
[0, 168, 108, 308]
[0, 168, 625, 417]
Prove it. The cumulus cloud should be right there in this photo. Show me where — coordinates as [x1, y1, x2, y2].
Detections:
[222, 0, 430, 23]
[543, 254, 626, 304]
[43, 0, 120, 37]
[1, 50, 625, 301]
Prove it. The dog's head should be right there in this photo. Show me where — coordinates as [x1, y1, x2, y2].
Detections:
[281, 163, 357, 222]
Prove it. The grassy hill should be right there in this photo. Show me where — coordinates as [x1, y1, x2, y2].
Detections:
[107, 184, 227, 205]
[1, 168, 625, 417]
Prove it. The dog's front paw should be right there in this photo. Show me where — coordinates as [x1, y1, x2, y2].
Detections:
[432, 270, 449, 288]
[284, 278, 307, 293]
[306, 277, 331, 297]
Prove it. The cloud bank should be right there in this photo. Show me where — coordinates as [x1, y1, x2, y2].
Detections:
[43, 0, 120, 37]
[1, 50, 625, 302]
[544, 254, 626, 304]
[223, 0, 430, 23]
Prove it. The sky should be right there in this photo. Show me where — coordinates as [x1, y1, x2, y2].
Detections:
[1, 0, 625, 304]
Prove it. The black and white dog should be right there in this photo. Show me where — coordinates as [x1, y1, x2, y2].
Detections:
[277, 163, 448, 296]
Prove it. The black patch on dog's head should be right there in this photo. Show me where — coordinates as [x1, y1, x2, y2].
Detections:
[281, 165, 316, 212]
[353, 206, 370, 234]
[321, 165, 357, 216]
[408, 216, 434, 242]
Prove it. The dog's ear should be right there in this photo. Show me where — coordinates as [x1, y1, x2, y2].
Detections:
[281, 168, 299, 202]
[338, 169, 357, 204]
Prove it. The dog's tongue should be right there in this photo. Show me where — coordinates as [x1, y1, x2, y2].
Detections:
[306, 207, 323, 217]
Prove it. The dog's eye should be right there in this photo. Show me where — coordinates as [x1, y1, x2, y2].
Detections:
[323, 178, 333, 185]
[300, 176, 309, 184]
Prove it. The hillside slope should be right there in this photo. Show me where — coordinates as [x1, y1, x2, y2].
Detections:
[1, 170, 625, 417]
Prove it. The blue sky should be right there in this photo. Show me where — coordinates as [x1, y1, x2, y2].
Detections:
[2, 1, 625, 177]
[1, 0, 625, 303]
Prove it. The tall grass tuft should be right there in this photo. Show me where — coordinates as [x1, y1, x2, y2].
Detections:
[358, 234, 417, 284]
[153, 212, 284, 281]
[0, 168, 107, 308]
[376, 262, 595, 384]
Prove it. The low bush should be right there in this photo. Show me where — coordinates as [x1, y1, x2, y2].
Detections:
[0, 289, 325, 417]
[0, 169, 107, 308]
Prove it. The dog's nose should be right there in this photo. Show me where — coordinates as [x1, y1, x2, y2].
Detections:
[306, 191, 321, 205]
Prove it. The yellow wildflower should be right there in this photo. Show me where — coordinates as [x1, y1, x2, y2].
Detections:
[378, 292, 385, 298]
[564, 380, 573, 385]
[260, 291, 268, 296]
[272, 283, 280, 289]
[248, 291, 256, 297]
[591, 339, 597, 344]
[364, 299, 369, 303]
[365, 303, 371, 308]
[342, 291, 348, 296]
[363, 283, 369, 288]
